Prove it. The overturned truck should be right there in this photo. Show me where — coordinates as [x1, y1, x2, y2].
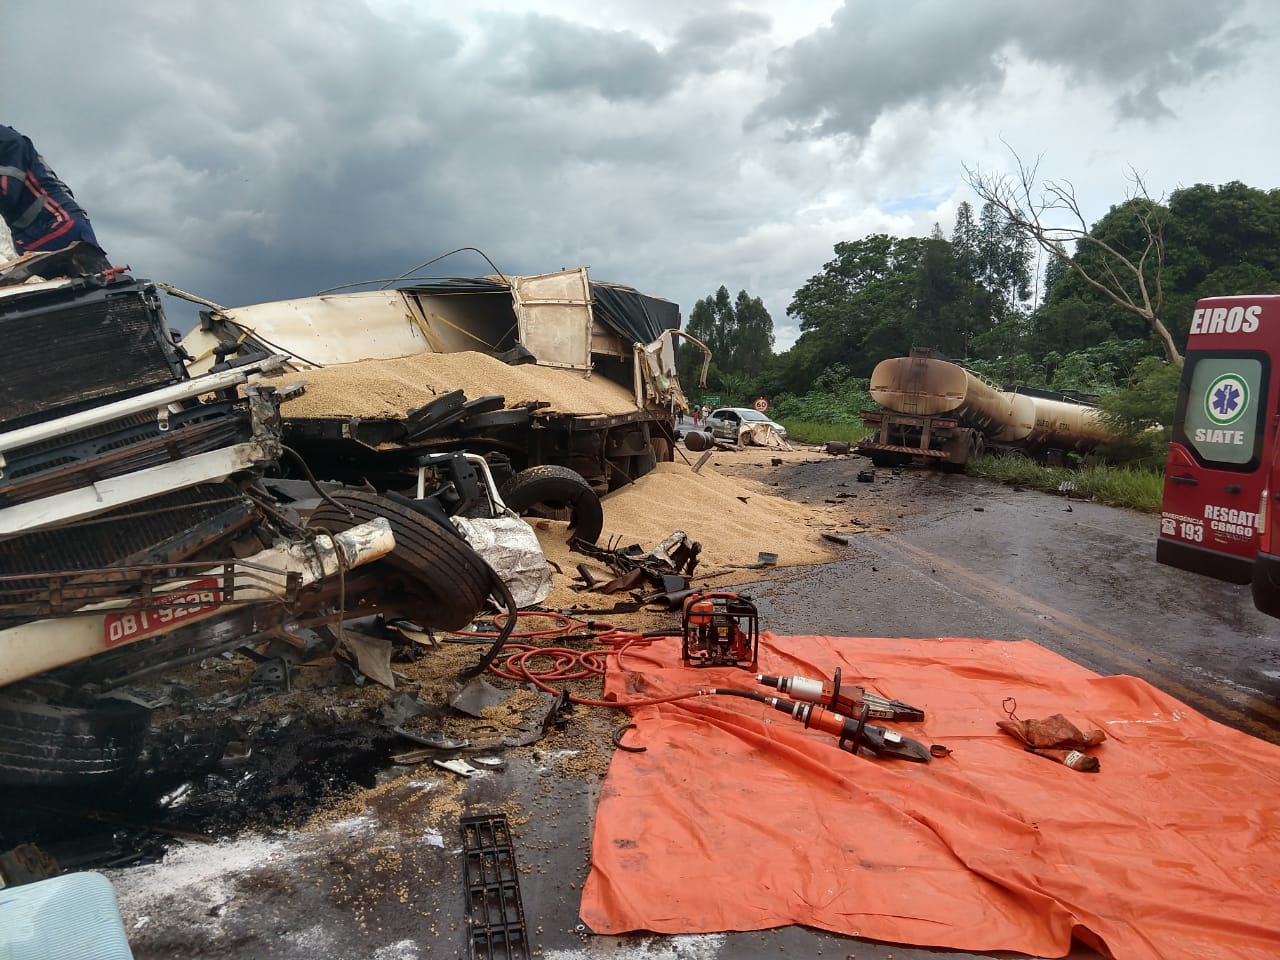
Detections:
[0, 260, 696, 786]
[0, 270, 500, 786]
[181, 267, 697, 520]
[857, 348, 1116, 468]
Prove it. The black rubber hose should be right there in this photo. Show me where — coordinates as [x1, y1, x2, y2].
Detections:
[458, 562, 518, 680]
[280, 445, 354, 519]
[709, 687, 772, 705]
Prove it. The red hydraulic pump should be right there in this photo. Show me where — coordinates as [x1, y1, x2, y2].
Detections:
[681, 591, 759, 669]
[757, 667, 924, 722]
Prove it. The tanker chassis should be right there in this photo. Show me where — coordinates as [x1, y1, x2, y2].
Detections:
[857, 408, 985, 469]
[855, 348, 1115, 468]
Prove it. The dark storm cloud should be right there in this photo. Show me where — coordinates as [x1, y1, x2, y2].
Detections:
[752, 0, 1253, 139]
[1, 1, 730, 322]
[482, 8, 768, 102]
[484, 13, 677, 101]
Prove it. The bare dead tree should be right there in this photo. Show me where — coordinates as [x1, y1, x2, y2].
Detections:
[963, 148, 1181, 368]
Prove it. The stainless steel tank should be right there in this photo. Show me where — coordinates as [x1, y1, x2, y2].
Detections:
[869, 356, 1031, 441]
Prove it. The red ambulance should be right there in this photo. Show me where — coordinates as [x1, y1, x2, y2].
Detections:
[1156, 295, 1280, 614]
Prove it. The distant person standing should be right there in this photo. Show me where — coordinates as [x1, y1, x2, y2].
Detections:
[0, 124, 110, 269]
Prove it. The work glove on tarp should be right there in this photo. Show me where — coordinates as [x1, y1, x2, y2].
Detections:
[997, 713, 1105, 772]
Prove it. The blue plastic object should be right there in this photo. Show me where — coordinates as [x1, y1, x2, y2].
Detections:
[0, 872, 134, 959]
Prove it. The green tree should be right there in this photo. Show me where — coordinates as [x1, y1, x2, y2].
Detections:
[731, 289, 775, 379]
[951, 201, 980, 280]
[1041, 242, 1070, 300]
[678, 285, 775, 391]
[912, 229, 973, 357]
[784, 234, 929, 381]
[1095, 356, 1181, 463]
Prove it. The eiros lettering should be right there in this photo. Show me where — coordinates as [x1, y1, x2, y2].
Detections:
[1189, 304, 1262, 335]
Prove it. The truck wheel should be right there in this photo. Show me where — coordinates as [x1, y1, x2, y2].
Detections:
[0, 690, 150, 787]
[499, 466, 604, 544]
[633, 447, 658, 478]
[309, 491, 492, 631]
[869, 452, 902, 468]
[684, 430, 713, 452]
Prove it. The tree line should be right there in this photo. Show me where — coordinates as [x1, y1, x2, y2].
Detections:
[680, 177, 1280, 443]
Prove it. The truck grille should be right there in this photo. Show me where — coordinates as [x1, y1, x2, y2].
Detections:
[0, 482, 256, 622]
[0, 280, 186, 429]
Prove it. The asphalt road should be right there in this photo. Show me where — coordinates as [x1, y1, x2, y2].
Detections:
[100, 458, 1277, 960]
[744, 461, 1280, 747]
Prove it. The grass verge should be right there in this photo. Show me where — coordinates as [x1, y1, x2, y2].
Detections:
[775, 419, 870, 446]
[967, 454, 1164, 513]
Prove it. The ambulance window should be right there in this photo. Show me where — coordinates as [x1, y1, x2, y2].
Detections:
[1182, 356, 1264, 466]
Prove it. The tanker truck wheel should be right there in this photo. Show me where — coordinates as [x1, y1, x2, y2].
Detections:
[309, 491, 492, 631]
[499, 466, 604, 544]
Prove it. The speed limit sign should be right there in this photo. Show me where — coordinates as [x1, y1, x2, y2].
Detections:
[753, 397, 769, 413]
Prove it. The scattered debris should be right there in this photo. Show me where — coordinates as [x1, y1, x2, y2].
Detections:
[461, 813, 531, 960]
[0, 843, 59, 888]
[733, 551, 778, 570]
[821, 533, 851, 545]
[433, 758, 478, 778]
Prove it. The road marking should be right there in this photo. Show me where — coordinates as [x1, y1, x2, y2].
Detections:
[867, 536, 1280, 741]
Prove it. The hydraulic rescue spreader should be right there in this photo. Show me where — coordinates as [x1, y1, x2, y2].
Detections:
[757, 667, 925, 722]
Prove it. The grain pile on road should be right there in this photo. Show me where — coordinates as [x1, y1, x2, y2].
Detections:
[530, 449, 901, 616]
[275, 351, 641, 419]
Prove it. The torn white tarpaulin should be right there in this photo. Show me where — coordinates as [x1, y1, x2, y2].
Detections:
[740, 423, 791, 449]
[451, 515, 552, 608]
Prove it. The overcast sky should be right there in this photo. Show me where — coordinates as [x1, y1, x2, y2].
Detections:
[5, 0, 1275, 349]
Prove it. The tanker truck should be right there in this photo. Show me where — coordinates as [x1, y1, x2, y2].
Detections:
[856, 348, 1116, 468]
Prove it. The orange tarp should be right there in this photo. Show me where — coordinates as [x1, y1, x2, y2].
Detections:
[579, 634, 1280, 960]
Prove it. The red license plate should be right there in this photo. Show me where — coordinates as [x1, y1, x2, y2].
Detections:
[103, 578, 223, 647]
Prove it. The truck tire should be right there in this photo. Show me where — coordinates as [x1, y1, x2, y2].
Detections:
[632, 447, 658, 478]
[499, 466, 604, 544]
[684, 430, 713, 452]
[0, 691, 150, 787]
[309, 491, 491, 631]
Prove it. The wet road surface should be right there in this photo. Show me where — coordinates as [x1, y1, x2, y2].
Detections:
[747, 463, 1280, 746]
